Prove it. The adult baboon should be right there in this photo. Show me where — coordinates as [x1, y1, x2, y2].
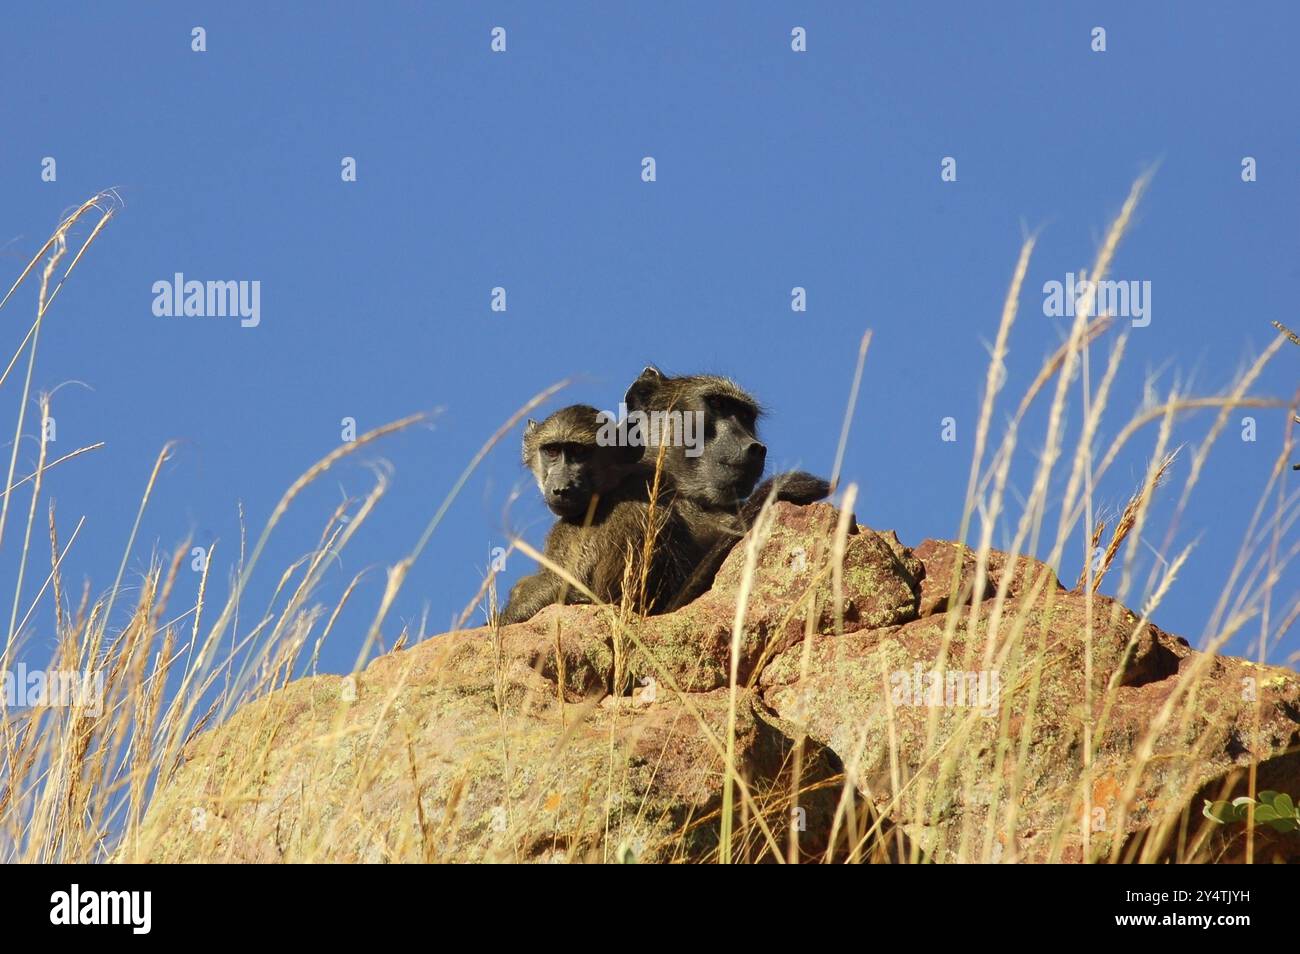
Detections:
[622, 366, 831, 610]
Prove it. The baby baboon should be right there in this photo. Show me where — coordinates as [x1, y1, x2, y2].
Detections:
[521, 403, 640, 520]
[498, 404, 692, 625]
[622, 366, 831, 610]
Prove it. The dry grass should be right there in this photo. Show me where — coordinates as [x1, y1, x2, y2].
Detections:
[1, 182, 1296, 864]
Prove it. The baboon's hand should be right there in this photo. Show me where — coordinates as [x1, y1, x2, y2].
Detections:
[741, 471, 832, 526]
[499, 571, 564, 625]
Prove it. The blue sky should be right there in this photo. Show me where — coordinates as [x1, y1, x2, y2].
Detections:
[1, 1, 1295, 678]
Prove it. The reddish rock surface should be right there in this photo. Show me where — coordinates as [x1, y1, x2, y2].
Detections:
[134, 503, 1300, 863]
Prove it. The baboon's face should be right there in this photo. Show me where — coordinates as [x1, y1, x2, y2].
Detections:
[532, 441, 604, 517]
[524, 406, 640, 519]
[624, 366, 766, 509]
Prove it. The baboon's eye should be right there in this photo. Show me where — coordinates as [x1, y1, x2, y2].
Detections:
[541, 446, 561, 462]
[568, 444, 592, 462]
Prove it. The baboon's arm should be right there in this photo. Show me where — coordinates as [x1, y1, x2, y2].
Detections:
[664, 471, 832, 613]
[499, 570, 566, 624]
[662, 535, 739, 613]
[739, 471, 831, 525]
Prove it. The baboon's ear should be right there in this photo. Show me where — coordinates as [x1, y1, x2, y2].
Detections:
[521, 419, 538, 466]
[624, 365, 663, 412]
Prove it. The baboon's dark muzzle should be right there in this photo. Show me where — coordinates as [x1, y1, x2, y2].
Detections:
[546, 486, 587, 517]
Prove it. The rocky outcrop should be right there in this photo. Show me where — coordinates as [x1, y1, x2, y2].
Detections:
[132, 504, 1300, 863]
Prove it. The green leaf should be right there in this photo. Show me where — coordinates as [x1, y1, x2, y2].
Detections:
[1204, 800, 1249, 824]
[1272, 793, 1295, 817]
[1254, 804, 1279, 822]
